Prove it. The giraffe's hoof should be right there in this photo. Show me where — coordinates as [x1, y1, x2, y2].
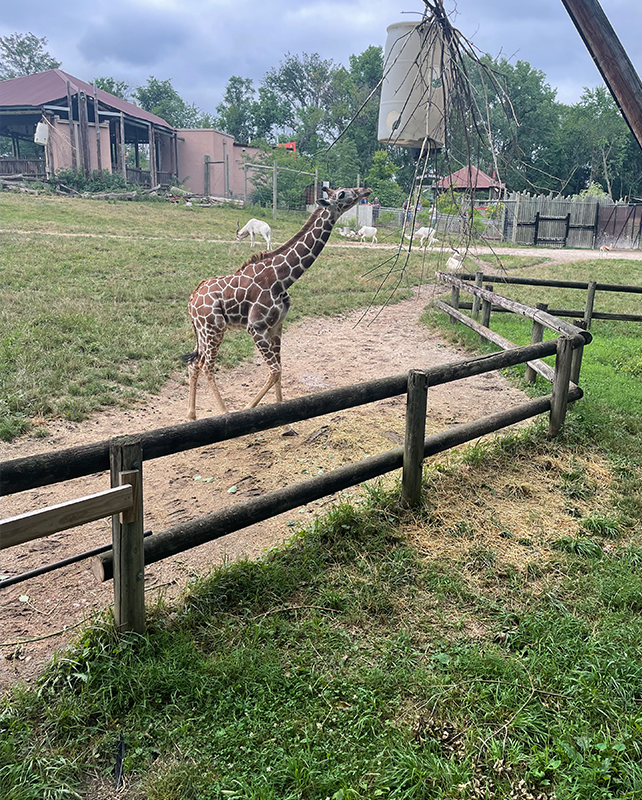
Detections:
[281, 427, 298, 437]
[187, 412, 196, 421]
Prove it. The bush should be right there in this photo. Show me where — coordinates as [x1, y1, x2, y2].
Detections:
[55, 169, 127, 194]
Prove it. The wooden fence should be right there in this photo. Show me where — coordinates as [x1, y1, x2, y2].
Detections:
[455, 272, 642, 329]
[1, 312, 590, 635]
[501, 192, 642, 250]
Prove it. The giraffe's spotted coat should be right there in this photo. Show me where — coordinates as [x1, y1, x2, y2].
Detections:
[185, 186, 371, 420]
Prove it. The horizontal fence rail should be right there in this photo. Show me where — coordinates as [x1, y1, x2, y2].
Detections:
[1, 341, 563, 498]
[0, 485, 133, 550]
[435, 272, 593, 342]
[457, 273, 642, 295]
[94, 390, 579, 582]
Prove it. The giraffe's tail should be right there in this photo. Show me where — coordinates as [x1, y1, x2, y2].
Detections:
[180, 350, 199, 365]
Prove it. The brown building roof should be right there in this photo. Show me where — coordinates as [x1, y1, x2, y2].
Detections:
[0, 69, 173, 130]
[436, 165, 504, 190]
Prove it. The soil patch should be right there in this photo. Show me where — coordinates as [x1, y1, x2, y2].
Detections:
[1, 285, 529, 690]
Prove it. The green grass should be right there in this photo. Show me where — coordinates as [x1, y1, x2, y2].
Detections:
[426, 256, 642, 462]
[3, 199, 642, 798]
[2, 464, 642, 799]
[0, 194, 436, 440]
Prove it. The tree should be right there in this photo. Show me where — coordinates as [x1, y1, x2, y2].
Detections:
[216, 76, 258, 143]
[365, 150, 405, 207]
[133, 76, 214, 128]
[262, 52, 339, 153]
[93, 76, 130, 100]
[329, 46, 383, 176]
[0, 32, 60, 80]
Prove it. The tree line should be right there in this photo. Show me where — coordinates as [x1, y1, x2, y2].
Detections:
[2, 32, 642, 202]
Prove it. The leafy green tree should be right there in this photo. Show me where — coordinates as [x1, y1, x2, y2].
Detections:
[330, 46, 383, 176]
[93, 76, 130, 100]
[263, 52, 339, 153]
[133, 77, 214, 128]
[365, 150, 405, 207]
[216, 76, 256, 143]
[0, 32, 60, 79]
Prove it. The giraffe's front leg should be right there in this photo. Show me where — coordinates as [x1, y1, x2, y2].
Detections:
[246, 322, 297, 435]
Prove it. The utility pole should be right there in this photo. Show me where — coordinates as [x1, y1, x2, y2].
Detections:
[272, 161, 278, 220]
[561, 0, 642, 149]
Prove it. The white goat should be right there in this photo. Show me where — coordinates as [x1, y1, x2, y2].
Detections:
[413, 226, 436, 247]
[357, 225, 378, 243]
[236, 218, 271, 249]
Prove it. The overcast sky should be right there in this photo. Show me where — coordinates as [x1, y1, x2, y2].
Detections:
[2, 0, 641, 112]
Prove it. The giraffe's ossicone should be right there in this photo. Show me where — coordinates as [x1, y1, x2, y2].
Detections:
[184, 186, 372, 424]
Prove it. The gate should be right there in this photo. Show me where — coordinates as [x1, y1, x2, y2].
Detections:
[597, 203, 642, 249]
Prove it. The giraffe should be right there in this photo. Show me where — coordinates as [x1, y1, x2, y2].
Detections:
[184, 186, 371, 424]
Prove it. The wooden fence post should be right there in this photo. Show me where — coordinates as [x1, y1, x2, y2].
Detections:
[480, 284, 493, 343]
[570, 319, 587, 385]
[449, 285, 460, 324]
[584, 281, 597, 329]
[549, 337, 574, 438]
[471, 271, 483, 319]
[402, 370, 429, 507]
[204, 154, 210, 196]
[525, 302, 548, 383]
[110, 436, 145, 634]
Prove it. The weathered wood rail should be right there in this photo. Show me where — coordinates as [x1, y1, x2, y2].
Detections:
[1, 303, 589, 634]
[457, 272, 642, 328]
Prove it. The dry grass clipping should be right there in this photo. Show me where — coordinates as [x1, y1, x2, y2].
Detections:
[407, 441, 615, 571]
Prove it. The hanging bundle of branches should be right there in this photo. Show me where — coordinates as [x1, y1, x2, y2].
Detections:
[352, 0, 519, 312]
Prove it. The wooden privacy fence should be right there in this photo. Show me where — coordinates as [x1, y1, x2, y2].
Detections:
[495, 192, 642, 250]
[1, 320, 589, 635]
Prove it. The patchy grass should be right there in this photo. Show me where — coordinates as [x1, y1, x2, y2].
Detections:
[0, 194, 434, 440]
[2, 429, 642, 798]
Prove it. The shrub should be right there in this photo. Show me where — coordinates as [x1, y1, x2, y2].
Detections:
[55, 168, 127, 194]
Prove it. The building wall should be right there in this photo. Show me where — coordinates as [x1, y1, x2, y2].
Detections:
[177, 129, 262, 198]
[50, 117, 111, 174]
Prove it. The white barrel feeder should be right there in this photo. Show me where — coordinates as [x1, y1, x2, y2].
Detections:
[34, 121, 49, 145]
[378, 20, 449, 150]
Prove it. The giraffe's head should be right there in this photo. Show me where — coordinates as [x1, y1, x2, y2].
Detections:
[317, 186, 372, 220]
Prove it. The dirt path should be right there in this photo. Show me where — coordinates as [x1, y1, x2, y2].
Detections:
[1, 285, 532, 690]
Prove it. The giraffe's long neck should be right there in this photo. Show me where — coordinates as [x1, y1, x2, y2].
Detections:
[276, 207, 336, 289]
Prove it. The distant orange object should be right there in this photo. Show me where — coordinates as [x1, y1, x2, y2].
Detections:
[277, 141, 297, 158]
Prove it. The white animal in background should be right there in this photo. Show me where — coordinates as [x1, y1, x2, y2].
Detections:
[413, 226, 437, 247]
[357, 225, 378, 243]
[236, 218, 272, 249]
[445, 253, 464, 271]
[599, 243, 613, 257]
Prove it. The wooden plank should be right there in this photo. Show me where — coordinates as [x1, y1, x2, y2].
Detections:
[0, 485, 133, 550]
[433, 299, 558, 384]
[525, 303, 548, 383]
[402, 370, 429, 507]
[436, 272, 591, 340]
[561, 0, 642, 149]
[456, 274, 642, 295]
[549, 337, 574, 437]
